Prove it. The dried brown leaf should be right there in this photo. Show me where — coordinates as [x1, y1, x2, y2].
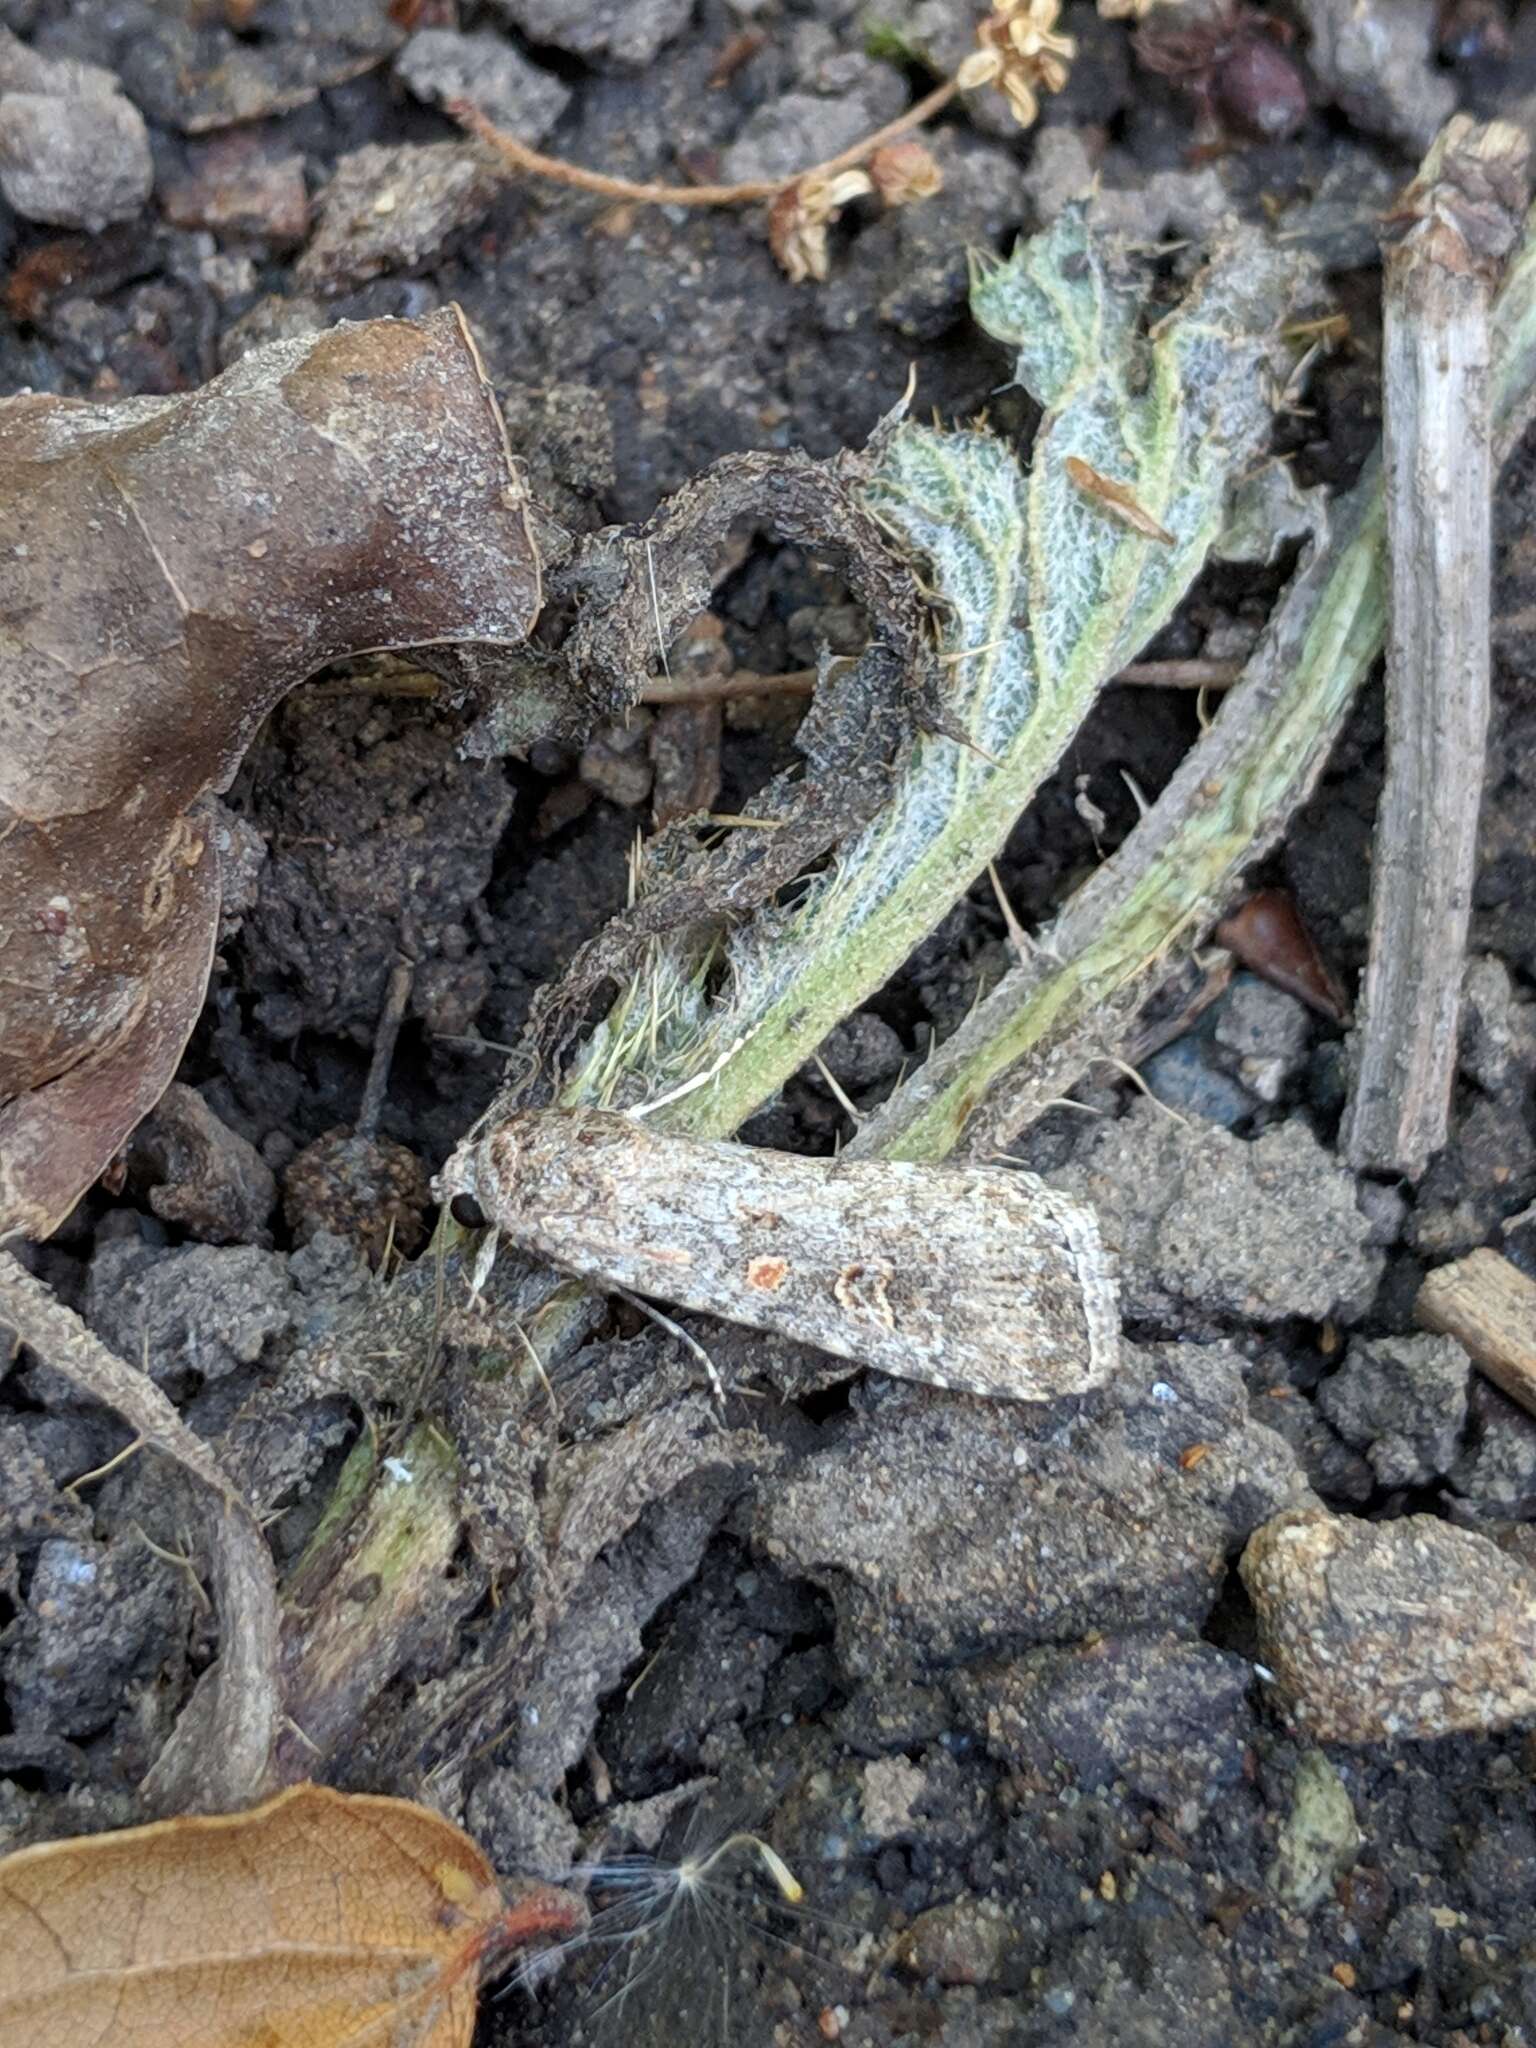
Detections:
[0, 1781, 583, 2048]
[0, 305, 546, 1239]
[1063, 454, 1176, 545]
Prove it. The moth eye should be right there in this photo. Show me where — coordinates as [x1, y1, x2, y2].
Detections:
[450, 1193, 487, 1230]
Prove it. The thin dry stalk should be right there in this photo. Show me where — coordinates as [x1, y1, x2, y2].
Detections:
[0, 1252, 279, 1812]
[635, 655, 1240, 708]
[1341, 118, 1530, 1179]
[452, 78, 959, 208]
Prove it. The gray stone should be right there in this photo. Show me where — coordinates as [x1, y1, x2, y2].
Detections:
[464, 1774, 579, 1881]
[894, 1897, 1018, 1986]
[1298, 0, 1455, 151]
[580, 715, 654, 808]
[485, 0, 692, 69]
[0, 28, 151, 229]
[85, 1239, 297, 1391]
[757, 1339, 1313, 1678]
[953, 1637, 1255, 1834]
[0, 1423, 85, 1552]
[1354, 1178, 1408, 1248]
[296, 141, 499, 294]
[130, 1083, 277, 1246]
[859, 1756, 928, 1841]
[1049, 1098, 1383, 1325]
[1212, 973, 1313, 1104]
[812, 1011, 906, 1093]
[1141, 1036, 1256, 1130]
[1316, 1333, 1469, 1489]
[4, 1534, 180, 1739]
[1242, 1506, 1536, 1741]
[1460, 954, 1536, 1099]
[396, 29, 569, 143]
[1408, 1095, 1536, 1259]
[722, 76, 904, 188]
[1451, 1379, 1536, 1520]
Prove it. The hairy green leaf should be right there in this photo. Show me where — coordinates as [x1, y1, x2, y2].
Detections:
[564, 210, 1305, 1136]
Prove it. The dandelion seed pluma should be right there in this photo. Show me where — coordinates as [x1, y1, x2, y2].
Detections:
[506, 1804, 830, 2047]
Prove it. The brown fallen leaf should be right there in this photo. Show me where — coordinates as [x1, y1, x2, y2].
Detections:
[0, 305, 548, 1241]
[1214, 887, 1351, 1023]
[0, 1781, 585, 2048]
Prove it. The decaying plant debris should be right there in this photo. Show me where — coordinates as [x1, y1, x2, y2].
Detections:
[1341, 117, 1529, 1179]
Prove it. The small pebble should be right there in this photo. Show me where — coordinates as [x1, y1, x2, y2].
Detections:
[1241, 1506, 1536, 1741]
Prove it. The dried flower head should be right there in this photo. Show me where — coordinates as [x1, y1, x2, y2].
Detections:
[767, 167, 873, 283]
[1097, 0, 1170, 19]
[956, 0, 1077, 128]
[867, 140, 945, 206]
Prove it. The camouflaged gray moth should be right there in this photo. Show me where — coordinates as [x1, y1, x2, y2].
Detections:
[437, 1108, 1119, 1401]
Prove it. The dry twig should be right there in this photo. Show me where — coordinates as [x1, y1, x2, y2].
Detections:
[1340, 118, 1530, 1179]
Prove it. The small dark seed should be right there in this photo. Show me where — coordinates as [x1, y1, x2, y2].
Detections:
[451, 1191, 487, 1230]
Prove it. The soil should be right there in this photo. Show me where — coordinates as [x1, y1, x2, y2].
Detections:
[5, 3, 1536, 2045]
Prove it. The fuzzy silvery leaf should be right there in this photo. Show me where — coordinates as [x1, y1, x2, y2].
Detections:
[564, 212, 1307, 1137]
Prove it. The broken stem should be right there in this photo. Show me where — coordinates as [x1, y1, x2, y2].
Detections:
[854, 123, 1536, 1166]
[453, 77, 959, 208]
[1340, 118, 1530, 1180]
[849, 478, 1389, 1161]
[635, 655, 1240, 708]
[356, 957, 414, 1142]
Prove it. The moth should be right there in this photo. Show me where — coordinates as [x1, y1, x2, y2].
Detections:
[437, 1109, 1120, 1401]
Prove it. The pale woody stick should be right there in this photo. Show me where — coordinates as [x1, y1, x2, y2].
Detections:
[1341, 118, 1529, 1179]
[1416, 1247, 1536, 1420]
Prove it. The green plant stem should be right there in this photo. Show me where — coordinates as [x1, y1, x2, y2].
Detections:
[855, 189, 1536, 1165]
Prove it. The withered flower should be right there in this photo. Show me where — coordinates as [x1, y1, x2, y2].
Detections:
[956, 0, 1077, 128]
[767, 167, 873, 283]
[1097, 0, 1169, 19]
[867, 140, 945, 206]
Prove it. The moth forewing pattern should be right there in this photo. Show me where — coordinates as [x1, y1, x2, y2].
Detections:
[437, 1109, 1119, 1401]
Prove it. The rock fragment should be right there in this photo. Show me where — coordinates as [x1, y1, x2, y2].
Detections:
[83, 1240, 297, 1395]
[118, 3, 398, 133]
[1049, 1099, 1383, 1325]
[1297, 0, 1455, 152]
[159, 134, 309, 246]
[859, 1756, 929, 1842]
[757, 1340, 1311, 1676]
[894, 1898, 1018, 1986]
[1316, 1333, 1469, 1489]
[1268, 1750, 1361, 1911]
[0, 30, 151, 230]
[129, 1084, 277, 1247]
[296, 141, 499, 294]
[952, 1637, 1254, 1834]
[397, 28, 569, 141]
[485, 0, 693, 69]
[1241, 1506, 1536, 1741]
